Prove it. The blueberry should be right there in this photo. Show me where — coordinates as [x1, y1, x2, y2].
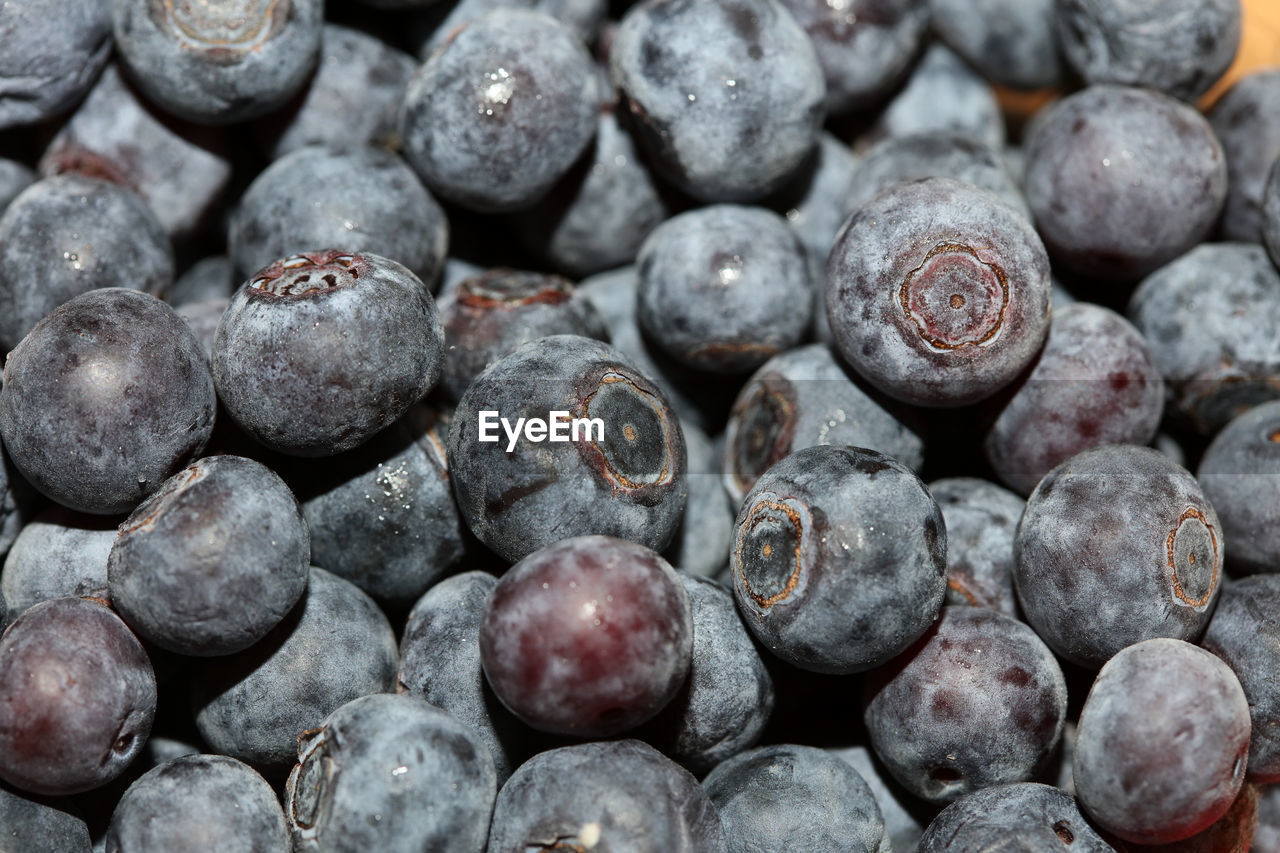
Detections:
[168, 257, 236, 308]
[189, 567, 397, 771]
[0, 783, 92, 853]
[211, 250, 444, 457]
[1074, 638, 1250, 845]
[637, 205, 813, 374]
[766, 132, 858, 282]
[829, 746, 929, 852]
[0, 289, 215, 515]
[917, 783, 1112, 852]
[402, 9, 598, 212]
[1, 506, 114, 624]
[175, 298, 229, 358]
[827, 177, 1051, 407]
[439, 269, 608, 401]
[448, 334, 688, 563]
[983, 302, 1165, 495]
[1201, 576, 1280, 784]
[865, 607, 1067, 804]
[0, 451, 30, 566]
[0, 0, 110, 130]
[703, 744, 887, 852]
[1056, 0, 1240, 102]
[0, 175, 173, 352]
[39, 64, 232, 241]
[0, 158, 34, 213]
[411, 0, 606, 54]
[229, 147, 448, 285]
[722, 344, 925, 507]
[284, 694, 497, 853]
[1024, 85, 1227, 280]
[111, 0, 323, 124]
[105, 755, 287, 853]
[731, 445, 946, 674]
[1128, 243, 1280, 435]
[610, 0, 826, 202]
[1197, 402, 1280, 575]
[486, 739, 727, 852]
[931, 0, 1064, 91]
[1014, 445, 1222, 668]
[1211, 70, 1280, 243]
[663, 423, 735, 578]
[0, 598, 155, 796]
[928, 477, 1024, 616]
[776, 0, 926, 114]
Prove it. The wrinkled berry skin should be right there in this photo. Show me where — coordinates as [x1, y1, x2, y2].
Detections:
[190, 568, 397, 771]
[918, 783, 1113, 852]
[439, 270, 608, 401]
[108, 456, 310, 657]
[1210, 70, 1280, 243]
[449, 334, 688, 563]
[611, 0, 826, 203]
[212, 251, 444, 457]
[1202, 576, 1280, 783]
[865, 607, 1067, 804]
[1056, 0, 1240, 102]
[1128, 243, 1280, 436]
[402, 9, 598, 213]
[0, 0, 110, 130]
[106, 754, 288, 853]
[0, 598, 155, 796]
[867, 43, 1005, 152]
[39, 64, 232, 240]
[637, 205, 813, 374]
[1, 507, 114, 624]
[1074, 638, 1250, 845]
[0, 289, 215, 515]
[1198, 402, 1280, 574]
[929, 478, 1024, 617]
[487, 740, 727, 853]
[480, 536, 693, 737]
[285, 694, 497, 853]
[983, 302, 1164, 495]
[1024, 86, 1226, 281]
[229, 147, 448, 285]
[111, 0, 323, 124]
[0, 784, 91, 852]
[732, 445, 946, 674]
[1015, 445, 1222, 668]
[932, 0, 1063, 91]
[723, 344, 925, 506]
[705, 744, 887, 853]
[827, 178, 1051, 408]
[0, 175, 173, 352]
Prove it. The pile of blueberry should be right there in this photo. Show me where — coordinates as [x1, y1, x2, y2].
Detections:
[3, 0, 1280, 850]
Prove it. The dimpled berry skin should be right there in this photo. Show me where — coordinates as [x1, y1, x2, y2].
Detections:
[1074, 639, 1250, 845]
[0, 289, 215, 516]
[1198, 402, 1280, 574]
[448, 335, 688, 563]
[865, 607, 1067, 804]
[285, 694, 497, 853]
[723, 344, 924, 507]
[917, 783, 1113, 852]
[106, 754, 288, 853]
[827, 178, 1051, 408]
[1056, 0, 1240, 102]
[0, 784, 91, 852]
[1, 507, 114, 624]
[732, 445, 946, 674]
[0, 598, 155, 796]
[189, 568, 397, 771]
[480, 536, 693, 737]
[0, 0, 110, 130]
[229, 147, 448, 284]
[212, 251, 444, 457]
[1211, 70, 1280, 243]
[636, 205, 813, 374]
[929, 478, 1024, 617]
[984, 302, 1164, 496]
[710, 745, 888, 853]
[487, 740, 728, 853]
[0, 174, 173, 352]
[1128, 243, 1280, 436]
[108, 456, 310, 657]
[610, 0, 826, 203]
[111, 0, 322, 124]
[931, 0, 1063, 91]
[439, 269, 608, 401]
[1202, 576, 1280, 783]
[1024, 86, 1226, 281]
[402, 9, 598, 213]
